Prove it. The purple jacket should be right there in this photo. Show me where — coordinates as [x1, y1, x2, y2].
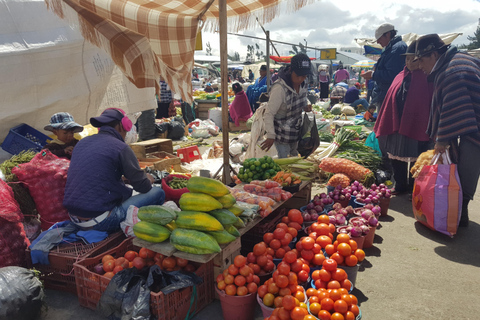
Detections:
[63, 126, 151, 218]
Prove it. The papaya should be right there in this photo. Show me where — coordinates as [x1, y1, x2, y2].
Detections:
[187, 176, 229, 197]
[208, 209, 238, 226]
[208, 230, 236, 244]
[216, 194, 236, 209]
[165, 221, 177, 231]
[224, 224, 240, 237]
[170, 228, 221, 254]
[233, 217, 245, 229]
[175, 211, 224, 231]
[179, 193, 223, 212]
[133, 221, 171, 243]
[228, 204, 245, 217]
[137, 205, 177, 225]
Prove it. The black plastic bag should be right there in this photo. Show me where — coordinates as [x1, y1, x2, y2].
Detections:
[155, 122, 169, 135]
[375, 169, 392, 184]
[98, 265, 203, 320]
[144, 167, 169, 183]
[181, 102, 196, 124]
[136, 109, 157, 141]
[0, 266, 44, 320]
[97, 267, 150, 320]
[298, 113, 320, 158]
[167, 117, 186, 140]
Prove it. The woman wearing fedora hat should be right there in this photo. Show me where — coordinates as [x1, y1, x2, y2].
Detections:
[374, 40, 434, 197]
[416, 33, 480, 227]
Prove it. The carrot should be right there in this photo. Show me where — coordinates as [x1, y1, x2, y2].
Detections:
[285, 176, 292, 184]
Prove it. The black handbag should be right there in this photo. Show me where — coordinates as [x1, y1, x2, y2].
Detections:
[297, 113, 320, 158]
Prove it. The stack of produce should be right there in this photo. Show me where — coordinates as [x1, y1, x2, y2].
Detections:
[273, 157, 318, 181]
[353, 182, 391, 204]
[134, 176, 248, 255]
[166, 176, 188, 189]
[271, 171, 302, 187]
[228, 187, 275, 217]
[336, 140, 382, 171]
[319, 157, 374, 185]
[327, 185, 352, 207]
[237, 156, 281, 183]
[216, 255, 260, 296]
[326, 204, 354, 227]
[309, 257, 362, 320]
[323, 234, 365, 269]
[244, 181, 293, 202]
[92, 247, 197, 280]
[245, 243, 276, 277]
[311, 128, 358, 162]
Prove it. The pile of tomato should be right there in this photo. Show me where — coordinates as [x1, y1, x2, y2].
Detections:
[98, 247, 196, 280]
[216, 255, 259, 296]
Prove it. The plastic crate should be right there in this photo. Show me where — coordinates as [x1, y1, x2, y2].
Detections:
[2, 123, 51, 154]
[25, 231, 126, 294]
[74, 237, 214, 319]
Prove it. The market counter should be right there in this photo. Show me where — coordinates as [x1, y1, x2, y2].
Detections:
[133, 181, 312, 264]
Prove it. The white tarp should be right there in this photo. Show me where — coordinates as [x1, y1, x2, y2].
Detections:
[355, 32, 463, 48]
[0, 0, 155, 143]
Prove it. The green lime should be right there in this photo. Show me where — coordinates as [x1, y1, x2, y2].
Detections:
[254, 160, 261, 166]
[248, 172, 253, 178]
[239, 168, 244, 174]
[250, 165, 255, 171]
[261, 164, 267, 169]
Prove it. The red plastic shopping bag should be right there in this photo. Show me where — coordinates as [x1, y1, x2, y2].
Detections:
[412, 152, 462, 236]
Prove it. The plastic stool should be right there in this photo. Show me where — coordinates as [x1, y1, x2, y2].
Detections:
[176, 146, 201, 163]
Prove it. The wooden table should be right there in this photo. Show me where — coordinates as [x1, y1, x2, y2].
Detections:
[133, 181, 312, 264]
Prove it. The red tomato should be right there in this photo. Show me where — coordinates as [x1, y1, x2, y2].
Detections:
[297, 270, 309, 283]
[132, 257, 146, 270]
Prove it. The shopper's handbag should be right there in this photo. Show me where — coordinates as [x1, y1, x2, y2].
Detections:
[412, 152, 462, 237]
[298, 113, 320, 158]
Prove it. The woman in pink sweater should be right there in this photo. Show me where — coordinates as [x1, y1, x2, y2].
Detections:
[229, 83, 253, 126]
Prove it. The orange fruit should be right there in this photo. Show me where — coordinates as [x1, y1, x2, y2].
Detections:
[336, 233, 351, 244]
[317, 214, 330, 225]
[354, 249, 365, 262]
[344, 255, 358, 267]
[309, 302, 321, 316]
[337, 243, 352, 257]
[334, 299, 348, 313]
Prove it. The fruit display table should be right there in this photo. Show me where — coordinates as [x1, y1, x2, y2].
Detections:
[133, 181, 312, 264]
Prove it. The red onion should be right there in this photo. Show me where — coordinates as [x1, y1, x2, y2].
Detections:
[345, 206, 354, 214]
[364, 204, 374, 210]
[328, 210, 336, 216]
[379, 183, 386, 188]
[371, 184, 377, 190]
[360, 225, 370, 235]
[313, 199, 323, 206]
[336, 185, 343, 190]
[371, 206, 381, 216]
[335, 214, 346, 225]
[329, 215, 336, 224]
[303, 213, 312, 221]
[350, 226, 363, 237]
[320, 193, 327, 198]
[307, 202, 315, 210]
[309, 209, 317, 216]
[353, 181, 360, 186]
[361, 209, 374, 220]
[368, 216, 379, 227]
[339, 209, 348, 217]
[311, 213, 319, 221]
[314, 205, 324, 213]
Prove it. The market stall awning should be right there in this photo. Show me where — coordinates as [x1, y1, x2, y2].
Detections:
[45, 0, 316, 103]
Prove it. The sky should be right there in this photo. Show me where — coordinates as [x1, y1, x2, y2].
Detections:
[199, 0, 480, 59]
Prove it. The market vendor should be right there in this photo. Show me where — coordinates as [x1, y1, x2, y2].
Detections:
[43, 112, 84, 159]
[229, 82, 253, 126]
[261, 53, 312, 158]
[204, 82, 214, 93]
[63, 108, 165, 233]
[344, 82, 369, 111]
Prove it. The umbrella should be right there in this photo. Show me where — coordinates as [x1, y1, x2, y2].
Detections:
[352, 60, 376, 68]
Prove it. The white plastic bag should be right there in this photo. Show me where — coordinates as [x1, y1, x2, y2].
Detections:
[245, 103, 278, 159]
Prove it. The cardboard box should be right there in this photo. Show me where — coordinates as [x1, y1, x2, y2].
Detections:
[130, 138, 173, 158]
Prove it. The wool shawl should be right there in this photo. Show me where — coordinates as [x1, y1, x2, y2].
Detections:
[375, 67, 433, 141]
[426, 47, 480, 148]
[229, 90, 253, 126]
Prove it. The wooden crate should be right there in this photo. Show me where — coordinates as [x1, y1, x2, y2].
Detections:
[137, 158, 162, 170]
[195, 100, 221, 120]
[283, 181, 312, 209]
[147, 151, 181, 171]
[228, 120, 249, 132]
[130, 138, 173, 158]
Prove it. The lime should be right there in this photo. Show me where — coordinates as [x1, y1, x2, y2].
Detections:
[248, 172, 253, 178]
[254, 160, 261, 166]
[261, 164, 267, 169]
[250, 165, 255, 171]
[239, 167, 244, 174]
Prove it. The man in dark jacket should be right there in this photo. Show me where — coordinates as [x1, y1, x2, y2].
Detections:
[63, 108, 165, 233]
[416, 34, 480, 227]
[362, 23, 407, 111]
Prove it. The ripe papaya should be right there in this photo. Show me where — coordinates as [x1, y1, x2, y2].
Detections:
[228, 204, 245, 217]
[233, 217, 245, 229]
[137, 205, 177, 225]
[215, 194, 236, 209]
[208, 209, 238, 226]
[179, 193, 223, 212]
[175, 211, 224, 231]
[224, 224, 240, 237]
[133, 221, 171, 243]
[186, 176, 229, 197]
[208, 230, 236, 244]
[170, 228, 221, 254]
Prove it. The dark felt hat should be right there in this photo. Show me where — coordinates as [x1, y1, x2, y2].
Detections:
[415, 34, 447, 58]
[402, 40, 417, 56]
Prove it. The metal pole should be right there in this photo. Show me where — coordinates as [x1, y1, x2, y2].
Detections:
[219, 0, 231, 184]
[266, 31, 271, 91]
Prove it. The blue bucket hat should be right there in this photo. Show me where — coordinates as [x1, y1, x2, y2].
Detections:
[44, 112, 83, 133]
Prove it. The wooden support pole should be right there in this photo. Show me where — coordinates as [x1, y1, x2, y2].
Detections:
[219, 0, 231, 185]
[266, 30, 271, 91]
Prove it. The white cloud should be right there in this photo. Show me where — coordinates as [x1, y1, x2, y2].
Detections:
[198, 0, 480, 59]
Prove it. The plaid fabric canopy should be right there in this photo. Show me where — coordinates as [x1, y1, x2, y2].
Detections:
[45, 0, 315, 103]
